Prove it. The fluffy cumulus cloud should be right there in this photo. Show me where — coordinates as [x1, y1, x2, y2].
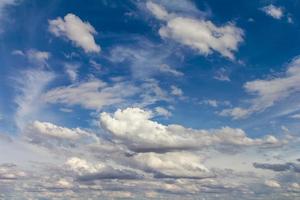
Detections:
[25, 121, 91, 140]
[134, 152, 210, 179]
[221, 56, 300, 119]
[65, 157, 143, 181]
[146, 1, 244, 59]
[49, 13, 101, 53]
[100, 107, 280, 152]
[261, 4, 284, 20]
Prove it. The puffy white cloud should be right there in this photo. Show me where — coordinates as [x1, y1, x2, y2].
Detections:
[261, 5, 284, 20]
[147, 2, 244, 59]
[65, 157, 143, 181]
[264, 180, 281, 188]
[134, 152, 210, 178]
[220, 56, 300, 119]
[100, 107, 280, 152]
[49, 13, 101, 53]
[25, 121, 91, 140]
[219, 107, 250, 120]
[66, 157, 104, 175]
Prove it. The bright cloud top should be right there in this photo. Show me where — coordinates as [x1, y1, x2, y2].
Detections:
[147, 1, 244, 59]
[49, 13, 101, 53]
[261, 4, 284, 20]
[100, 107, 280, 152]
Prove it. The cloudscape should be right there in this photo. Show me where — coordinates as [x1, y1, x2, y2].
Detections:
[0, 0, 300, 199]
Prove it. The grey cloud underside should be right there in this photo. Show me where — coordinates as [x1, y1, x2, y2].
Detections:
[253, 162, 300, 173]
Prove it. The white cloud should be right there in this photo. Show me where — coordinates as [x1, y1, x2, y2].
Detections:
[147, 2, 244, 59]
[146, 1, 169, 20]
[0, 0, 18, 28]
[290, 113, 300, 119]
[26, 121, 90, 140]
[221, 56, 300, 119]
[264, 180, 281, 188]
[134, 152, 210, 178]
[54, 179, 73, 189]
[49, 13, 101, 53]
[26, 49, 50, 66]
[154, 106, 172, 117]
[261, 5, 284, 20]
[12, 49, 50, 66]
[219, 107, 250, 120]
[158, 64, 183, 77]
[170, 85, 183, 96]
[64, 63, 79, 82]
[100, 107, 280, 152]
[0, 164, 26, 180]
[66, 157, 104, 175]
[43, 79, 139, 110]
[14, 69, 55, 129]
[214, 68, 230, 82]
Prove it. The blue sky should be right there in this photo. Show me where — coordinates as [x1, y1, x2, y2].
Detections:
[0, 0, 300, 199]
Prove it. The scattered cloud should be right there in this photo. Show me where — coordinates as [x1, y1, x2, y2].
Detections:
[170, 85, 183, 97]
[220, 56, 300, 119]
[147, 1, 244, 59]
[261, 5, 284, 20]
[100, 107, 280, 153]
[64, 63, 79, 82]
[154, 106, 172, 117]
[49, 13, 101, 53]
[14, 69, 55, 129]
[264, 180, 281, 188]
[214, 68, 231, 82]
[43, 79, 139, 110]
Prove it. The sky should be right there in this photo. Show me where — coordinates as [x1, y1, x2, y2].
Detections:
[0, 0, 300, 199]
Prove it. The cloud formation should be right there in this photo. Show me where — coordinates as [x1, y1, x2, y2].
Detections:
[147, 1, 244, 59]
[100, 107, 280, 153]
[261, 4, 284, 20]
[49, 13, 101, 53]
[221, 56, 300, 119]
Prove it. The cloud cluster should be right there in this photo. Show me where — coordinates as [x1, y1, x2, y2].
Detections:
[100, 107, 280, 152]
[49, 13, 101, 53]
[146, 1, 244, 59]
[220, 56, 300, 119]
